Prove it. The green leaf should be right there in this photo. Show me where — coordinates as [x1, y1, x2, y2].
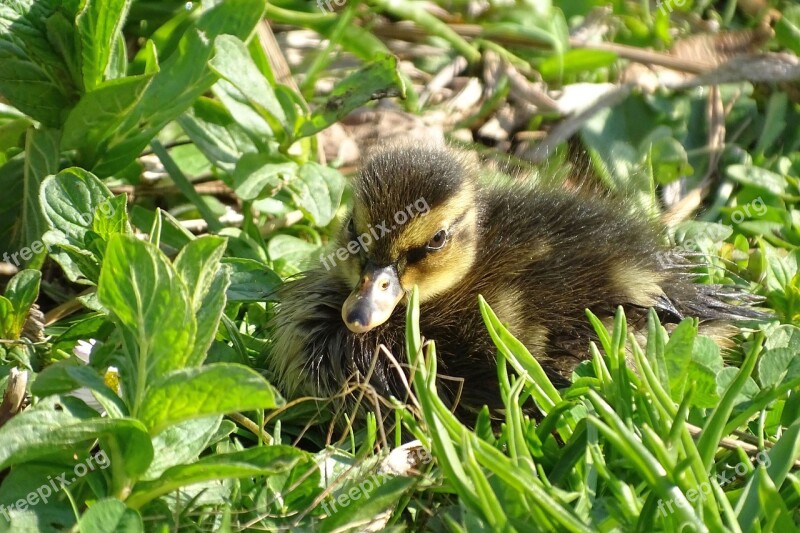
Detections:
[663, 319, 697, 401]
[40, 167, 116, 245]
[232, 152, 298, 201]
[0, 296, 15, 338]
[97, 235, 196, 388]
[126, 445, 304, 509]
[142, 417, 223, 481]
[40, 232, 102, 284]
[3, 269, 41, 339]
[208, 35, 288, 140]
[287, 162, 345, 226]
[648, 136, 693, 185]
[62, 72, 157, 158]
[759, 346, 800, 389]
[174, 236, 230, 366]
[297, 54, 405, 138]
[0, 397, 153, 479]
[725, 165, 786, 196]
[91, 194, 130, 241]
[174, 236, 227, 311]
[75, 0, 132, 91]
[0, 0, 75, 126]
[686, 336, 723, 408]
[319, 475, 416, 532]
[92, 0, 265, 175]
[0, 157, 24, 251]
[77, 499, 142, 533]
[222, 258, 282, 302]
[138, 364, 283, 434]
[177, 97, 259, 172]
[31, 363, 127, 418]
[21, 127, 60, 264]
[268, 235, 321, 275]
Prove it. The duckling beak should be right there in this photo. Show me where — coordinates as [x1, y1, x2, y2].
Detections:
[342, 264, 404, 333]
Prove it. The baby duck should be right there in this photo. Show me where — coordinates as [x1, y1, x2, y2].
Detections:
[269, 144, 756, 415]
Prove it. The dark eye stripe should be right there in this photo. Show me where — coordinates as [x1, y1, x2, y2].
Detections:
[407, 246, 428, 263]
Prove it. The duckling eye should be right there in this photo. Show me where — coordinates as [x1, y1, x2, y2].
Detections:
[427, 229, 448, 250]
[347, 217, 356, 236]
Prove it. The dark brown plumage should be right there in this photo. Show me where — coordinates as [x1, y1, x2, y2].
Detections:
[268, 144, 761, 417]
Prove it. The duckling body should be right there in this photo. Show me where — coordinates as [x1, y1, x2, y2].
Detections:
[269, 144, 753, 415]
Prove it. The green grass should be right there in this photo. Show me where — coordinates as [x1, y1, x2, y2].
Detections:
[0, 0, 799, 531]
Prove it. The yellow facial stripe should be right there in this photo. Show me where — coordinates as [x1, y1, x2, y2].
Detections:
[390, 186, 475, 256]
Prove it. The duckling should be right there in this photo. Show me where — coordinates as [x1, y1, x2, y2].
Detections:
[268, 143, 760, 416]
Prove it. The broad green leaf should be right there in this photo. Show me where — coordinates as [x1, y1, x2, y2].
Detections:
[174, 236, 230, 366]
[41, 231, 101, 284]
[268, 235, 321, 275]
[4, 269, 40, 338]
[297, 54, 406, 138]
[138, 364, 282, 434]
[0, 157, 24, 250]
[686, 336, 723, 408]
[91, 194, 130, 242]
[0, 462, 80, 531]
[21, 127, 60, 265]
[222, 258, 282, 302]
[92, 0, 265, 175]
[44, 10, 82, 93]
[232, 152, 298, 201]
[287, 162, 345, 226]
[31, 363, 127, 418]
[40, 167, 115, 245]
[62, 72, 157, 158]
[142, 417, 223, 481]
[0, 0, 75, 126]
[212, 78, 275, 144]
[648, 136, 693, 185]
[208, 35, 287, 139]
[77, 499, 142, 533]
[97, 235, 196, 384]
[663, 319, 696, 400]
[174, 236, 227, 311]
[759, 345, 800, 389]
[726, 165, 786, 196]
[126, 446, 305, 509]
[0, 296, 14, 338]
[178, 97, 259, 172]
[75, 0, 132, 91]
[0, 397, 152, 479]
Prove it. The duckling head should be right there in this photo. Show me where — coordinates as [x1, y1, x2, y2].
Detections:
[336, 145, 481, 333]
